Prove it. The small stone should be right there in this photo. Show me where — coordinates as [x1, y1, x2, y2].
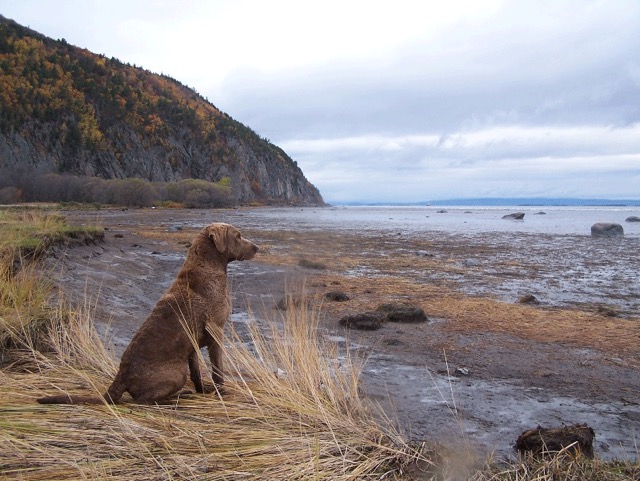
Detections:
[376, 303, 428, 323]
[339, 312, 384, 331]
[324, 291, 350, 302]
[518, 294, 539, 304]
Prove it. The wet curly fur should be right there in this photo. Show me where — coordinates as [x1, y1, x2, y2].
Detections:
[38, 223, 258, 405]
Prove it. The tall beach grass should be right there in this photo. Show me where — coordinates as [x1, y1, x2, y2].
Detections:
[1, 297, 421, 480]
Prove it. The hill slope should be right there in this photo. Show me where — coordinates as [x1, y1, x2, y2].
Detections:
[0, 15, 324, 206]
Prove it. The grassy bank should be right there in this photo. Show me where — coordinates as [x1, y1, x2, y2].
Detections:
[0, 208, 103, 350]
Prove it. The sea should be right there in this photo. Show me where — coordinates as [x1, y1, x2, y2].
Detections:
[240, 202, 640, 237]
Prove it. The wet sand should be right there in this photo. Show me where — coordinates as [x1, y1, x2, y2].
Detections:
[46, 207, 640, 461]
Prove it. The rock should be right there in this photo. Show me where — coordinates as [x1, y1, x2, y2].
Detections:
[502, 212, 525, 220]
[463, 259, 481, 267]
[298, 258, 327, 270]
[595, 305, 617, 317]
[275, 295, 308, 311]
[518, 294, 539, 304]
[534, 211, 547, 215]
[590, 223, 624, 237]
[324, 291, 350, 302]
[168, 225, 183, 232]
[625, 216, 640, 222]
[375, 303, 428, 323]
[339, 312, 384, 331]
[436, 210, 447, 213]
[515, 424, 595, 458]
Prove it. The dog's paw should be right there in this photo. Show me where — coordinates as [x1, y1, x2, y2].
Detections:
[198, 383, 225, 395]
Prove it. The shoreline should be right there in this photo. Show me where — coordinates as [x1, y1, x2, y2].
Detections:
[48, 207, 640, 461]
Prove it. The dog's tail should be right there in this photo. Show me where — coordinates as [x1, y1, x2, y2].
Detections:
[37, 380, 125, 405]
[37, 393, 108, 404]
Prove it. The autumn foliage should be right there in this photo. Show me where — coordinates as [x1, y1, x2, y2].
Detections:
[0, 16, 328, 207]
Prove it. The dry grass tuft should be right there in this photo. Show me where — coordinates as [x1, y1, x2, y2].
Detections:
[0, 295, 422, 480]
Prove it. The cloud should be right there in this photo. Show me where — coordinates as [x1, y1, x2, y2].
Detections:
[282, 124, 640, 202]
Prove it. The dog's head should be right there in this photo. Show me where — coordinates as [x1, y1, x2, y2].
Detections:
[206, 223, 258, 261]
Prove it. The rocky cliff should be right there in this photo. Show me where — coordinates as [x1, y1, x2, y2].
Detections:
[0, 15, 324, 206]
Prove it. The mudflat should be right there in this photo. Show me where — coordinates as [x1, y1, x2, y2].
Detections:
[47, 207, 640, 461]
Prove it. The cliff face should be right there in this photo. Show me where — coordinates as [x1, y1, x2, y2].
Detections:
[0, 15, 324, 206]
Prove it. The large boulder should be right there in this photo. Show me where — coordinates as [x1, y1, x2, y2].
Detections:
[502, 212, 525, 220]
[591, 223, 624, 237]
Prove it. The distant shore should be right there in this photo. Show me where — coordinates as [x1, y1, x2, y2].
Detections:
[332, 197, 640, 207]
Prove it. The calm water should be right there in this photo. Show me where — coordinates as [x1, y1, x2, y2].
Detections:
[238, 205, 640, 237]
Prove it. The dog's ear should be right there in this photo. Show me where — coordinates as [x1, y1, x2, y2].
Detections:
[208, 224, 228, 253]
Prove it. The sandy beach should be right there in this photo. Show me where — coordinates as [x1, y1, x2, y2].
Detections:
[46, 207, 640, 461]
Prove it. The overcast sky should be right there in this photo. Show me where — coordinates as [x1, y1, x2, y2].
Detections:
[2, 1, 640, 203]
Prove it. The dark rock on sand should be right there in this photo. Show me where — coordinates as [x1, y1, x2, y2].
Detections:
[275, 295, 308, 311]
[518, 294, 540, 304]
[591, 223, 624, 237]
[534, 211, 547, 215]
[298, 258, 327, 270]
[503, 212, 525, 220]
[595, 305, 618, 317]
[376, 303, 428, 323]
[324, 291, 350, 302]
[625, 216, 640, 222]
[515, 424, 595, 458]
[339, 312, 384, 330]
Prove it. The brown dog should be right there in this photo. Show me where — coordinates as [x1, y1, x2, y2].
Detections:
[38, 223, 258, 404]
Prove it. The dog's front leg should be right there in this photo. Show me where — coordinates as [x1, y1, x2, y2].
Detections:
[188, 351, 206, 393]
[205, 324, 225, 393]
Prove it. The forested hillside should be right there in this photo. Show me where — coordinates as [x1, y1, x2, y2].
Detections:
[0, 15, 324, 206]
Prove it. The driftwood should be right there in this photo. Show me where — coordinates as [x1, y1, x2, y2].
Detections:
[515, 424, 595, 458]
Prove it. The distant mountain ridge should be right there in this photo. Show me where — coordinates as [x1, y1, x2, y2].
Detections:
[338, 198, 640, 207]
[0, 15, 324, 206]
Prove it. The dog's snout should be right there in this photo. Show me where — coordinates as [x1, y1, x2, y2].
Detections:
[252, 244, 259, 253]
